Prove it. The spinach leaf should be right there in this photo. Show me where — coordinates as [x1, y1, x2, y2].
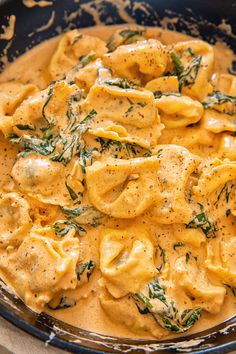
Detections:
[185, 203, 218, 238]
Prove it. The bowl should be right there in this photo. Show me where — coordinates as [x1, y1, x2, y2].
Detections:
[0, 0, 236, 352]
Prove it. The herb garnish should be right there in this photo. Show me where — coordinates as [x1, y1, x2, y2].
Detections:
[202, 90, 236, 115]
[173, 242, 185, 251]
[104, 78, 137, 89]
[171, 49, 202, 90]
[185, 203, 218, 238]
[48, 296, 76, 310]
[76, 260, 95, 281]
[134, 279, 202, 333]
[52, 220, 86, 237]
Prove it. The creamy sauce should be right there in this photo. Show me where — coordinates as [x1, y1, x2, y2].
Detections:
[0, 25, 236, 341]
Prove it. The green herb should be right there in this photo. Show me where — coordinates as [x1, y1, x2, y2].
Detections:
[134, 279, 202, 333]
[185, 252, 191, 263]
[71, 34, 83, 45]
[104, 78, 136, 89]
[156, 244, 166, 272]
[215, 183, 232, 208]
[170, 51, 184, 74]
[154, 91, 181, 99]
[79, 148, 98, 174]
[61, 205, 103, 227]
[79, 52, 95, 67]
[15, 124, 35, 131]
[96, 137, 151, 159]
[185, 203, 218, 238]
[107, 28, 145, 52]
[80, 109, 97, 124]
[119, 29, 144, 40]
[202, 90, 236, 115]
[65, 182, 78, 201]
[173, 242, 185, 251]
[48, 296, 76, 310]
[76, 260, 95, 281]
[171, 49, 202, 90]
[226, 209, 231, 217]
[42, 83, 55, 121]
[224, 284, 236, 297]
[52, 220, 86, 237]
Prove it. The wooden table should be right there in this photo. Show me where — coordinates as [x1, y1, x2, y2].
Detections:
[0, 317, 67, 354]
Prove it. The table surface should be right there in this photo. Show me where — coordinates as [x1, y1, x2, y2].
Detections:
[0, 316, 67, 354]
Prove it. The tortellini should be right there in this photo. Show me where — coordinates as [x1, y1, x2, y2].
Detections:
[99, 227, 157, 298]
[103, 39, 168, 83]
[155, 94, 203, 128]
[174, 257, 226, 314]
[200, 74, 236, 133]
[86, 155, 160, 218]
[0, 192, 32, 248]
[49, 30, 108, 80]
[86, 145, 199, 223]
[0, 82, 38, 136]
[0, 227, 79, 312]
[80, 82, 163, 148]
[11, 154, 84, 206]
[218, 134, 236, 160]
[193, 158, 236, 196]
[206, 240, 236, 287]
[171, 40, 214, 100]
[147, 145, 200, 224]
[12, 80, 80, 135]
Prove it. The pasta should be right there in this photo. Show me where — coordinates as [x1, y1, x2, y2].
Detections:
[0, 24, 235, 340]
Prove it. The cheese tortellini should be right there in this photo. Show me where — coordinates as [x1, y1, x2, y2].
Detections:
[11, 154, 84, 206]
[99, 227, 157, 298]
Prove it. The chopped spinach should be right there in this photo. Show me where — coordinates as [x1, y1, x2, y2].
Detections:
[104, 78, 137, 89]
[48, 296, 76, 310]
[185, 203, 218, 238]
[171, 49, 202, 91]
[134, 279, 202, 333]
[224, 284, 236, 297]
[52, 220, 86, 237]
[15, 124, 35, 131]
[173, 242, 185, 251]
[202, 90, 236, 115]
[42, 83, 55, 121]
[76, 260, 95, 281]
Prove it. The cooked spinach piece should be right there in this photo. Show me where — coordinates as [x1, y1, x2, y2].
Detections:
[171, 49, 202, 90]
[156, 244, 166, 272]
[154, 91, 181, 99]
[61, 205, 103, 227]
[52, 220, 86, 237]
[104, 78, 137, 89]
[134, 279, 202, 333]
[15, 124, 35, 131]
[48, 296, 76, 310]
[119, 29, 144, 40]
[173, 242, 185, 251]
[79, 52, 95, 67]
[224, 284, 236, 297]
[76, 260, 95, 281]
[185, 203, 218, 238]
[96, 137, 151, 158]
[202, 90, 236, 115]
[65, 182, 78, 201]
[42, 83, 55, 121]
[170, 51, 184, 74]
